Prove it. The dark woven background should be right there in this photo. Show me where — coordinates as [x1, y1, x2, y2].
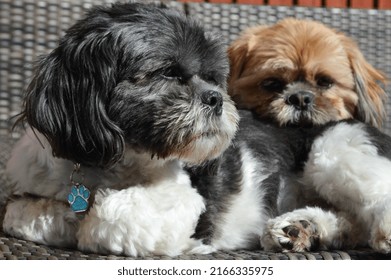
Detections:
[1, 0, 391, 259]
[1, 0, 391, 138]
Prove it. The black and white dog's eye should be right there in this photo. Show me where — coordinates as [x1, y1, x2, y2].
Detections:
[316, 76, 334, 88]
[203, 73, 220, 85]
[259, 77, 286, 93]
[161, 66, 184, 82]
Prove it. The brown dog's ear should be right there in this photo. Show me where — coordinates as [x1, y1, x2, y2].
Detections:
[228, 27, 265, 92]
[228, 26, 269, 99]
[340, 34, 387, 128]
[228, 37, 249, 83]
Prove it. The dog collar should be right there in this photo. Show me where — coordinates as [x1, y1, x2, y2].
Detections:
[67, 163, 91, 218]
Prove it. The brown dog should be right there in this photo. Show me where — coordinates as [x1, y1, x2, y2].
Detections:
[228, 18, 387, 127]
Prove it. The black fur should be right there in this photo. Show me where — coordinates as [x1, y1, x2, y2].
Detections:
[190, 110, 334, 244]
[364, 125, 391, 158]
[14, 2, 391, 253]
[18, 2, 228, 168]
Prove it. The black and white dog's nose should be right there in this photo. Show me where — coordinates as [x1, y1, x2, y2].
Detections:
[286, 91, 314, 110]
[201, 90, 223, 116]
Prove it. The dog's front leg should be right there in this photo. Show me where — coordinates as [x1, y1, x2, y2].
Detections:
[2, 196, 79, 248]
[368, 201, 391, 253]
[260, 207, 364, 252]
[303, 122, 391, 253]
[77, 183, 205, 257]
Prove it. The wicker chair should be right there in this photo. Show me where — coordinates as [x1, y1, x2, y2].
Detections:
[1, 0, 391, 260]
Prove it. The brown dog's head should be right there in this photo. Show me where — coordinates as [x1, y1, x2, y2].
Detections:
[228, 18, 387, 127]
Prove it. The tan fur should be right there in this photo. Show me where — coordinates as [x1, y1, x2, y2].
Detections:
[228, 18, 387, 127]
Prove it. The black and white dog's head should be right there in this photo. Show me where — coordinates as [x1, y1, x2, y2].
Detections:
[20, 3, 238, 168]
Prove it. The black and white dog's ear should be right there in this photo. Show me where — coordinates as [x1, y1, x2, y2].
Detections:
[20, 25, 124, 168]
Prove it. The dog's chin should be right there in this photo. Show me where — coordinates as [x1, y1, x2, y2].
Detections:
[273, 109, 338, 127]
[269, 101, 354, 127]
[285, 116, 321, 127]
[174, 111, 239, 164]
[177, 132, 231, 164]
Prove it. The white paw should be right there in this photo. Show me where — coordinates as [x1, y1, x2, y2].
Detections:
[261, 217, 319, 252]
[187, 243, 217, 255]
[370, 234, 391, 254]
[370, 211, 391, 254]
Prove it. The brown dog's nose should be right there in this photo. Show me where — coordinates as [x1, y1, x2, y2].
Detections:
[286, 91, 314, 110]
[201, 90, 223, 116]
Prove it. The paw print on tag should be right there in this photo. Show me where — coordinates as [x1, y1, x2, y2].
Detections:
[67, 185, 90, 213]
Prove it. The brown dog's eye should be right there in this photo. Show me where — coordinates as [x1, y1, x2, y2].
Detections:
[259, 78, 286, 93]
[316, 76, 334, 88]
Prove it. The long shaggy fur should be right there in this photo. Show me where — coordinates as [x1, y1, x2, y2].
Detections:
[3, 3, 238, 256]
[227, 18, 391, 253]
[2, 3, 391, 257]
[228, 18, 387, 128]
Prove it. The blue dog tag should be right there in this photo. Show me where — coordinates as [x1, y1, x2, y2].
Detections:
[67, 184, 90, 213]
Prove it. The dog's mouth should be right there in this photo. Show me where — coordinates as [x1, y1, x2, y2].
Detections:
[197, 131, 219, 138]
[290, 108, 320, 124]
[278, 106, 337, 127]
[173, 128, 231, 164]
[189, 130, 220, 143]
[165, 105, 238, 164]
[286, 113, 316, 127]
[271, 101, 320, 126]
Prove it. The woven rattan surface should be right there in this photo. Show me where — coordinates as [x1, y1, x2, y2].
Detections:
[2, 231, 391, 260]
[1, 0, 391, 137]
[1, 0, 391, 260]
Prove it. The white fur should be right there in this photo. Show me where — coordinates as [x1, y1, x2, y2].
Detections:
[78, 174, 205, 257]
[261, 207, 356, 252]
[5, 122, 391, 255]
[212, 145, 270, 250]
[263, 123, 391, 253]
[188, 144, 271, 254]
[301, 123, 391, 252]
[3, 198, 78, 247]
[262, 122, 391, 253]
[3, 128, 206, 257]
[304, 123, 391, 208]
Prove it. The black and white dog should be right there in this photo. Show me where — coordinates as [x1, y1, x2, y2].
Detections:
[2, 2, 391, 256]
